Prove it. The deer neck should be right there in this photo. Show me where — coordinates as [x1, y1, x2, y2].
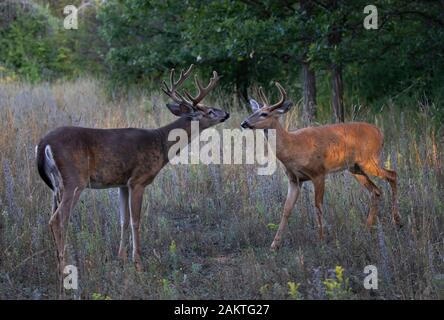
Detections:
[157, 117, 204, 164]
[268, 118, 292, 162]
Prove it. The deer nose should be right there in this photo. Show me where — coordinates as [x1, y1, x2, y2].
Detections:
[241, 121, 251, 129]
[220, 112, 230, 122]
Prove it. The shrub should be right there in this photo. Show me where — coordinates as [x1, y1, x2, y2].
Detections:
[0, 1, 77, 82]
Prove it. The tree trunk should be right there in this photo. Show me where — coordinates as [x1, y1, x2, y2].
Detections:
[326, 0, 344, 122]
[301, 61, 317, 124]
[331, 64, 344, 122]
[235, 81, 249, 109]
[299, 0, 317, 123]
[235, 61, 250, 109]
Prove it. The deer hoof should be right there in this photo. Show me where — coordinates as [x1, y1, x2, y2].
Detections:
[270, 241, 280, 251]
[135, 261, 144, 272]
[118, 249, 127, 262]
[393, 217, 403, 229]
[366, 216, 376, 228]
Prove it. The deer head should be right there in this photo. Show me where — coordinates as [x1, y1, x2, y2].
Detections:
[162, 64, 229, 129]
[241, 82, 293, 129]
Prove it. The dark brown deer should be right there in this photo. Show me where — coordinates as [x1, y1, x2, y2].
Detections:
[36, 65, 229, 271]
[241, 83, 401, 249]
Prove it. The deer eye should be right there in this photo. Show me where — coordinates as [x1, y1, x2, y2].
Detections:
[259, 112, 268, 117]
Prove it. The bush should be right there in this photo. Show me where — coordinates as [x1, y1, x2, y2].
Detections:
[0, 1, 77, 82]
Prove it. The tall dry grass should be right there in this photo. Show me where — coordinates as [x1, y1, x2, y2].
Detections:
[0, 79, 443, 299]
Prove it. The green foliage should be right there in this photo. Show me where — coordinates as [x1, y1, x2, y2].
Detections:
[287, 281, 302, 300]
[323, 266, 351, 300]
[342, 1, 444, 105]
[0, 2, 77, 82]
[97, 0, 191, 87]
[97, 0, 308, 96]
[183, 0, 294, 92]
[1, 0, 444, 119]
[169, 240, 177, 255]
[160, 278, 177, 299]
[91, 292, 112, 300]
[96, 0, 444, 116]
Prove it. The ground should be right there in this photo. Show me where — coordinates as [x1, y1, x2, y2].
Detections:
[0, 79, 443, 299]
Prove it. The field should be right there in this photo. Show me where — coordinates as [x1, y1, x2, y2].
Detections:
[0, 79, 443, 299]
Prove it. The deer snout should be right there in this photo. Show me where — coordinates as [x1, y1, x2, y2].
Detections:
[222, 112, 230, 122]
[241, 120, 252, 129]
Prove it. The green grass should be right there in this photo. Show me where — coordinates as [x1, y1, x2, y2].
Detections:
[0, 78, 443, 299]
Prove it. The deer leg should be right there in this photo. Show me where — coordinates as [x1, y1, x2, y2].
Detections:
[360, 162, 401, 226]
[49, 186, 82, 273]
[271, 181, 301, 250]
[350, 171, 382, 227]
[118, 187, 130, 261]
[313, 176, 325, 240]
[128, 184, 145, 272]
[49, 193, 60, 264]
[383, 168, 401, 225]
[52, 193, 59, 214]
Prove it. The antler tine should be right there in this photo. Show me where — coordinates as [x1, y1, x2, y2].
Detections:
[258, 87, 269, 107]
[175, 90, 194, 106]
[183, 89, 196, 103]
[184, 71, 220, 106]
[173, 64, 194, 88]
[170, 68, 175, 88]
[161, 64, 194, 106]
[270, 82, 287, 110]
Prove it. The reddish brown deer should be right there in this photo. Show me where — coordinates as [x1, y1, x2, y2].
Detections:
[241, 83, 401, 249]
[36, 65, 229, 271]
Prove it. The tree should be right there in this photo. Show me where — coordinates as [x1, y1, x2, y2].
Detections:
[99, 0, 306, 105]
[304, 0, 366, 122]
[299, 0, 317, 123]
[98, 0, 192, 86]
[0, 0, 77, 82]
[183, 0, 298, 103]
[2, 0, 444, 122]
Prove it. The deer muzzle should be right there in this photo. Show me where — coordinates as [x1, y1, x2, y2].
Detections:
[241, 120, 253, 129]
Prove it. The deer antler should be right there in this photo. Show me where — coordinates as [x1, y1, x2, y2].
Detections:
[162, 64, 195, 108]
[257, 82, 287, 110]
[184, 71, 220, 106]
[270, 82, 286, 110]
[258, 87, 269, 107]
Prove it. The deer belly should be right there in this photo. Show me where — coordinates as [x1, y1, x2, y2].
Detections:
[327, 165, 349, 173]
[87, 181, 127, 189]
[323, 146, 359, 173]
[87, 170, 130, 189]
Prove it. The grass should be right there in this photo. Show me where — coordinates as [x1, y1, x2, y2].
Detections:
[0, 78, 443, 299]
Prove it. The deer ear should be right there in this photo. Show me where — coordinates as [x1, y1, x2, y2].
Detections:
[249, 99, 261, 112]
[166, 103, 190, 116]
[272, 101, 294, 114]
